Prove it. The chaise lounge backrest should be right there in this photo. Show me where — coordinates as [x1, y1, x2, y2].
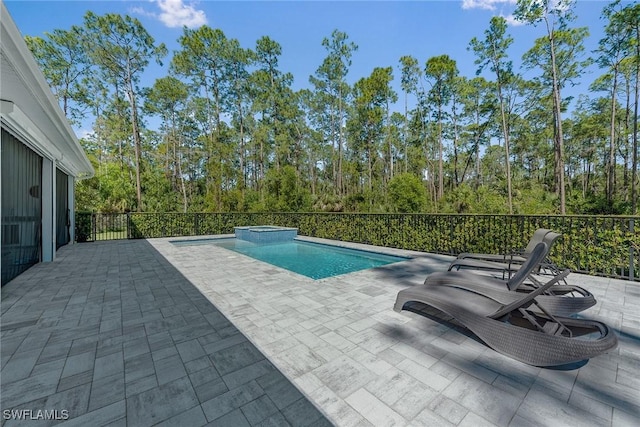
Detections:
[505, 242, 549, 291]
[522, 229, 552, 256]
[491, 268, 571, 319]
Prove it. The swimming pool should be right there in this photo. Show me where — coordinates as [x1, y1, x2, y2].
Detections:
[172, 238, 409, 279]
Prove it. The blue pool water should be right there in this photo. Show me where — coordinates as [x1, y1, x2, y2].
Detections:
[172, 238, 409, 279]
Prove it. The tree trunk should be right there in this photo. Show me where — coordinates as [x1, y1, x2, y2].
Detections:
[437, 106, 444, 200]
[623, 77, 631, 195]
[368, 141, 373, 194]
[475, 109, 482, 187]
[387, 99, 393, 180]
[338, 89, 344, 196]
[125, 61, 143, 212]
[451, 94, 462, 188]
[404, 92, 409, 173]
[177, 133, 188, 213]
[331, 108, 337, 195]
[546, 19, 566, 214]
[237, 98, 246, 197]
[632, 31, 639, 214]
[608, 68, 618, 203]
[493, 62, 513, 213]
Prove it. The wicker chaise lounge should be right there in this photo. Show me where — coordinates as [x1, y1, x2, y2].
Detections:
[456, 228, 551, 263]
[448, 231, 564, 278]
[426, 243, 596, 316]
[393, 267, 618, 366]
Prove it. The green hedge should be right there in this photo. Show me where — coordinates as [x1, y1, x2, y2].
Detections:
[75, 211, 92, 242]
[76, 212, 640, 280]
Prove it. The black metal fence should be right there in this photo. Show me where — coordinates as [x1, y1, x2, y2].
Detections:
[76, 212, 640, 281]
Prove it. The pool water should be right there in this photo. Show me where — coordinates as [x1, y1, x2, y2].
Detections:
[173, 238, 409, 279]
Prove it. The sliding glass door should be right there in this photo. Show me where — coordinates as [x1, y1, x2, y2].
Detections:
[56, 168, 69, 249]
[1, 129, 42, 286]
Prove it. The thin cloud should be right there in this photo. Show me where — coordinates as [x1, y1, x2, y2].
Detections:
[462, 0, 524, 26]
[502, 14, 525, 26]
[130, 6, 156, 19]
[461, 0, 517, 11]
[76, 128, 95, 141]
[132, 0, 207, 29]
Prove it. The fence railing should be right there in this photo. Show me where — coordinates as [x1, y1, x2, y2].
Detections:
[76, 212, 640, 281]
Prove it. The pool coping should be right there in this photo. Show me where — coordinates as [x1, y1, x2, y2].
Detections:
[169, 235, 413, 281]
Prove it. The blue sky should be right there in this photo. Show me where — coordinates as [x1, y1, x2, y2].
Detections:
[4, 0, 621, 133]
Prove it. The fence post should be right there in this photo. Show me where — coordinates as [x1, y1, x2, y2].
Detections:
[449, 216, 455, 255]
[195, 213, 199, 236]
[630, 219, 635, 281]
[92, 213, 97, 241]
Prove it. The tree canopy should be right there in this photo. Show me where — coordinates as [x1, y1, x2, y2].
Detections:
[28, 4, 640, 215]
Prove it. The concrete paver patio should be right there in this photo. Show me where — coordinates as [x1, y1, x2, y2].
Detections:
[1, 237, 639, 426]
[1, 239, 330, 426]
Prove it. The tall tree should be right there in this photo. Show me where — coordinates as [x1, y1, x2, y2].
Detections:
[145, 76, 190, 211]
[348, 67, 396, 205]
[309, 30, 357, 196]
[470, 16, 516, 213]
[251, 36, 301, 201]
[83, 12, 167, 211]
[516, 0, 588, 214]
[424, 55, 458, 199]
[458, 76, 494, 187]
[594, 1, 632, 204]
[172, 26, 232, 209]
[225, 38, 254, 197]
[616, 3, 640, 214]
[25, 26, 91, 125]
[399, 55, 421, 173]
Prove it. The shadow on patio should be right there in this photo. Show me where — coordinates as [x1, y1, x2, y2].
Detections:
[0, 240, 331, 426]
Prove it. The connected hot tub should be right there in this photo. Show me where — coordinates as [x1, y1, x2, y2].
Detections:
[234, 226, 298, 244]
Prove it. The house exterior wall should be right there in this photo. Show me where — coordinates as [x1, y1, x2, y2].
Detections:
[0, 1, 94, 285]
